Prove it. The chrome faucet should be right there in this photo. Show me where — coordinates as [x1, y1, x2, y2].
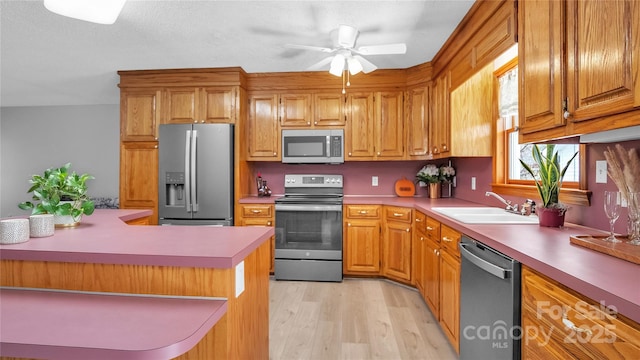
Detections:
[485, 191, 518, 212]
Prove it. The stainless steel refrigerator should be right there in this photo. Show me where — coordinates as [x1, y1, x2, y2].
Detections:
[158, 124, 234, 226]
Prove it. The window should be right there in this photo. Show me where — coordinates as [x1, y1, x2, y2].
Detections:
[492, 57, 589, 206]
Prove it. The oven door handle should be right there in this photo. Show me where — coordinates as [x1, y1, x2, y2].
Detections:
[275, 204, 342, 212]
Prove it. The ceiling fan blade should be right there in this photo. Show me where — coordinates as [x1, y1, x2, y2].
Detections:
[353, 55, 377, 74]
[356, 43, 407, 55]
[337, 24, 358, 48]
[284, 44, 334, 53]
[306, 56, 334, 71]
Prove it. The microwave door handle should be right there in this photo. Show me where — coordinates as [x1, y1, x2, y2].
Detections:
[326, 135, 331, 158]
[191, 130, 198, 212]
[184, 130, 192, 213]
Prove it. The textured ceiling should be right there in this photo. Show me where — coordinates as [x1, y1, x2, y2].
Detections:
[0, 0, 475, 107]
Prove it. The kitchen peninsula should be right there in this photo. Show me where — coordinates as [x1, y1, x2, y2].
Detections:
[0, 209, 274, 359]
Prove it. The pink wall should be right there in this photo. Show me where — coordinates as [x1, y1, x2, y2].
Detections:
[252, 139, 640, 233]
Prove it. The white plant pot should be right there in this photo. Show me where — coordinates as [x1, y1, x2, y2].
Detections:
[54, 214, 81, 228]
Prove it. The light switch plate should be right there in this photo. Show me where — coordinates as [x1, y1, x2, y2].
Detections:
[372, 176, 378, 187]
[471, 177, 476, 190]
[595, 161, 607, 183]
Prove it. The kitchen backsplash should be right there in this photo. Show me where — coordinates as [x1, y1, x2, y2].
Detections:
[252, 139, 640, 233]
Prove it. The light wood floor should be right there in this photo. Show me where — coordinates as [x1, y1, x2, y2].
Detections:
[269, 278, 458, 360]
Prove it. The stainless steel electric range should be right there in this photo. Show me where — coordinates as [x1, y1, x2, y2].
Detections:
[274, 174, 343, 282]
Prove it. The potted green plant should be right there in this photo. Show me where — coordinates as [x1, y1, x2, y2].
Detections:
[18, 163, 95, 227]
[519, 144, 578, 227]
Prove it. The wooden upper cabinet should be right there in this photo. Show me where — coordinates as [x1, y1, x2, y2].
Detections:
[375, 91, 405, 159]
[164, 86, 237, 124]
[407, 86, 431, 159]
[247, 93, 280, 160]
[450, 64, 493, 157]
[120, 89, 160, 141]
[518, 0, 566, 138]
[279, 93, 312, 127]
[345, 92, 376, 159]
[519, 0, 640, 142]
[345, 91, 404, 161]
[431, 73, 451, 157]
[314, 93, 345, 126]
[566, 0, 639, 122]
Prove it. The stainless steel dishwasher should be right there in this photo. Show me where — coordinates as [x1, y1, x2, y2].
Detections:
[459, 236, 521, 360]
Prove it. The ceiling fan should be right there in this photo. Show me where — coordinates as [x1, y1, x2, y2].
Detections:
[285, 24, 407, 76]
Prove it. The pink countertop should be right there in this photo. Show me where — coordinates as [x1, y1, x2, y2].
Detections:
[337, 196, 640, 324]
[0, 209, 274, 269]
[0, 287, 227, 360]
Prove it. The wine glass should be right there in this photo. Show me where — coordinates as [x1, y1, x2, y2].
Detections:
[627, 192, 640, 245]
[603, 191, 622, 243]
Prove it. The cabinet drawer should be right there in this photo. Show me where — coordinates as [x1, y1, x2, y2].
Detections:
[440, 224, 460, 257]
[414, 211, 427, 234]
[346, 205, 381, 219]
[384, 206, 412, 223]
[522, 267, 640, 359]
[425, 217, 441, 242]
[240, 204, 273, 218]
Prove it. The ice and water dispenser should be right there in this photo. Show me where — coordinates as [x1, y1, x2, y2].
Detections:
[164, 172, 185, 206]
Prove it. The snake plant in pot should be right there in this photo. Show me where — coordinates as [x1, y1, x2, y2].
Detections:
[519, 144, 578, 227]
[18, 163, 95, 227]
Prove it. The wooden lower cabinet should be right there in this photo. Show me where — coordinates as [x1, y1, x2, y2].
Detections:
[119, 141, 158, 224]
[382, 206, 412, 283]
[236, 204, 275, 273]
[343, 205, 381, 275]
[439, 249, 460, 352]
[522, 266, 640, 359]
[413, 211, 427, 293]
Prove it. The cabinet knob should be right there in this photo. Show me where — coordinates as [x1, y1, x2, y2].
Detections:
[563, 111, 571, 119]
[393, 213, 403, 217]
[194, 120, 197, 123]
[405, 228, 410, 232]
[267, 221, 272, 226]
[377, 152, 381, 156]
[359, 210, 368, 214]
[314, 121, 318, 125]
[415, 218, 422, 222]
[442, 236, 453, 242]
[347, 222, 351, 227]
[154, 137, 158, 140]
[251, 210, 261, 214]
[562, 312, 593, 336]
[426, 226, 434, 231]
[348, 152, 352, 156]
[433, 147, 439, 154]
[442, 144, 447, 151]
[420, 236, 424, 241]
[307, 122, 311, 125]
[154, 145, 158, 149]
[273, 152, 277, 156]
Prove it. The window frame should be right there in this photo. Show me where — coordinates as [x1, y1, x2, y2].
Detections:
[491, 58, 591, 207]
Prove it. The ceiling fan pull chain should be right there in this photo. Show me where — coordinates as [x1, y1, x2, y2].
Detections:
[342, 71, 346, 94]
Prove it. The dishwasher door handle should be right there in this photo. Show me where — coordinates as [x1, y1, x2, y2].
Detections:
[459, 243, 511, 279]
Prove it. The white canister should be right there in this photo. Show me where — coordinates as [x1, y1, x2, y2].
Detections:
[29, 214, 55, 237]
[0, 218, 30, 244]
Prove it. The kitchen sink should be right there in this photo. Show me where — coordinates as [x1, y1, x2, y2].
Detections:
[431, 207, 539, 224]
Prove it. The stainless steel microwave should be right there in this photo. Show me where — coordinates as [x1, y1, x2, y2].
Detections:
[281, 129, 344, 164]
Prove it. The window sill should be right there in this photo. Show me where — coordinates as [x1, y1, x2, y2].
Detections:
[489, 184, 592, 207]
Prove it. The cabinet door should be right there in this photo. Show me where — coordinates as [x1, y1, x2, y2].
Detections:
[413, 229, 426, 294]
[566, 0, 639, 123]
[247, 94, 280, 160]
[423, 237, 440, 317]
[382, 220, 412, 282]
[431, 73, 450, 157]
[119, 141, 158, 224]
[344, 219, 381, 274]
[279, 93, 312, 127]
[314, 93, 345, 126]
[120, 89, 160, 141]
[518, 0, 566, 135]
[407, 86, 430, 158]
[375, 91, 405, 159]
[440, 250, 460, 353]
[345, 92, 375, 159]
[164, 87, 198, 124]
[201, 87, 236, 124]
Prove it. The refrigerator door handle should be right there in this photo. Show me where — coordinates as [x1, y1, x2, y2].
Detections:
[184, 130, 192, 213]
[191, 130, 198, 212]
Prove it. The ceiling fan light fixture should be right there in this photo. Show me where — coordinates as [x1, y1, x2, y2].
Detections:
[44, 0, 127, 25]
[329, 54, 346, 77]
[347, 56, 363, 75]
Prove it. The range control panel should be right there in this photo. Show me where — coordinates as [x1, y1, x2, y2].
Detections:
[284, 174, 343, 188]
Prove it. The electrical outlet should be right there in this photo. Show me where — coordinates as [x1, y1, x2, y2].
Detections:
[595, 160, 607, 183]
[372, 176, 378, 187]
[471, 177, 476, 190]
